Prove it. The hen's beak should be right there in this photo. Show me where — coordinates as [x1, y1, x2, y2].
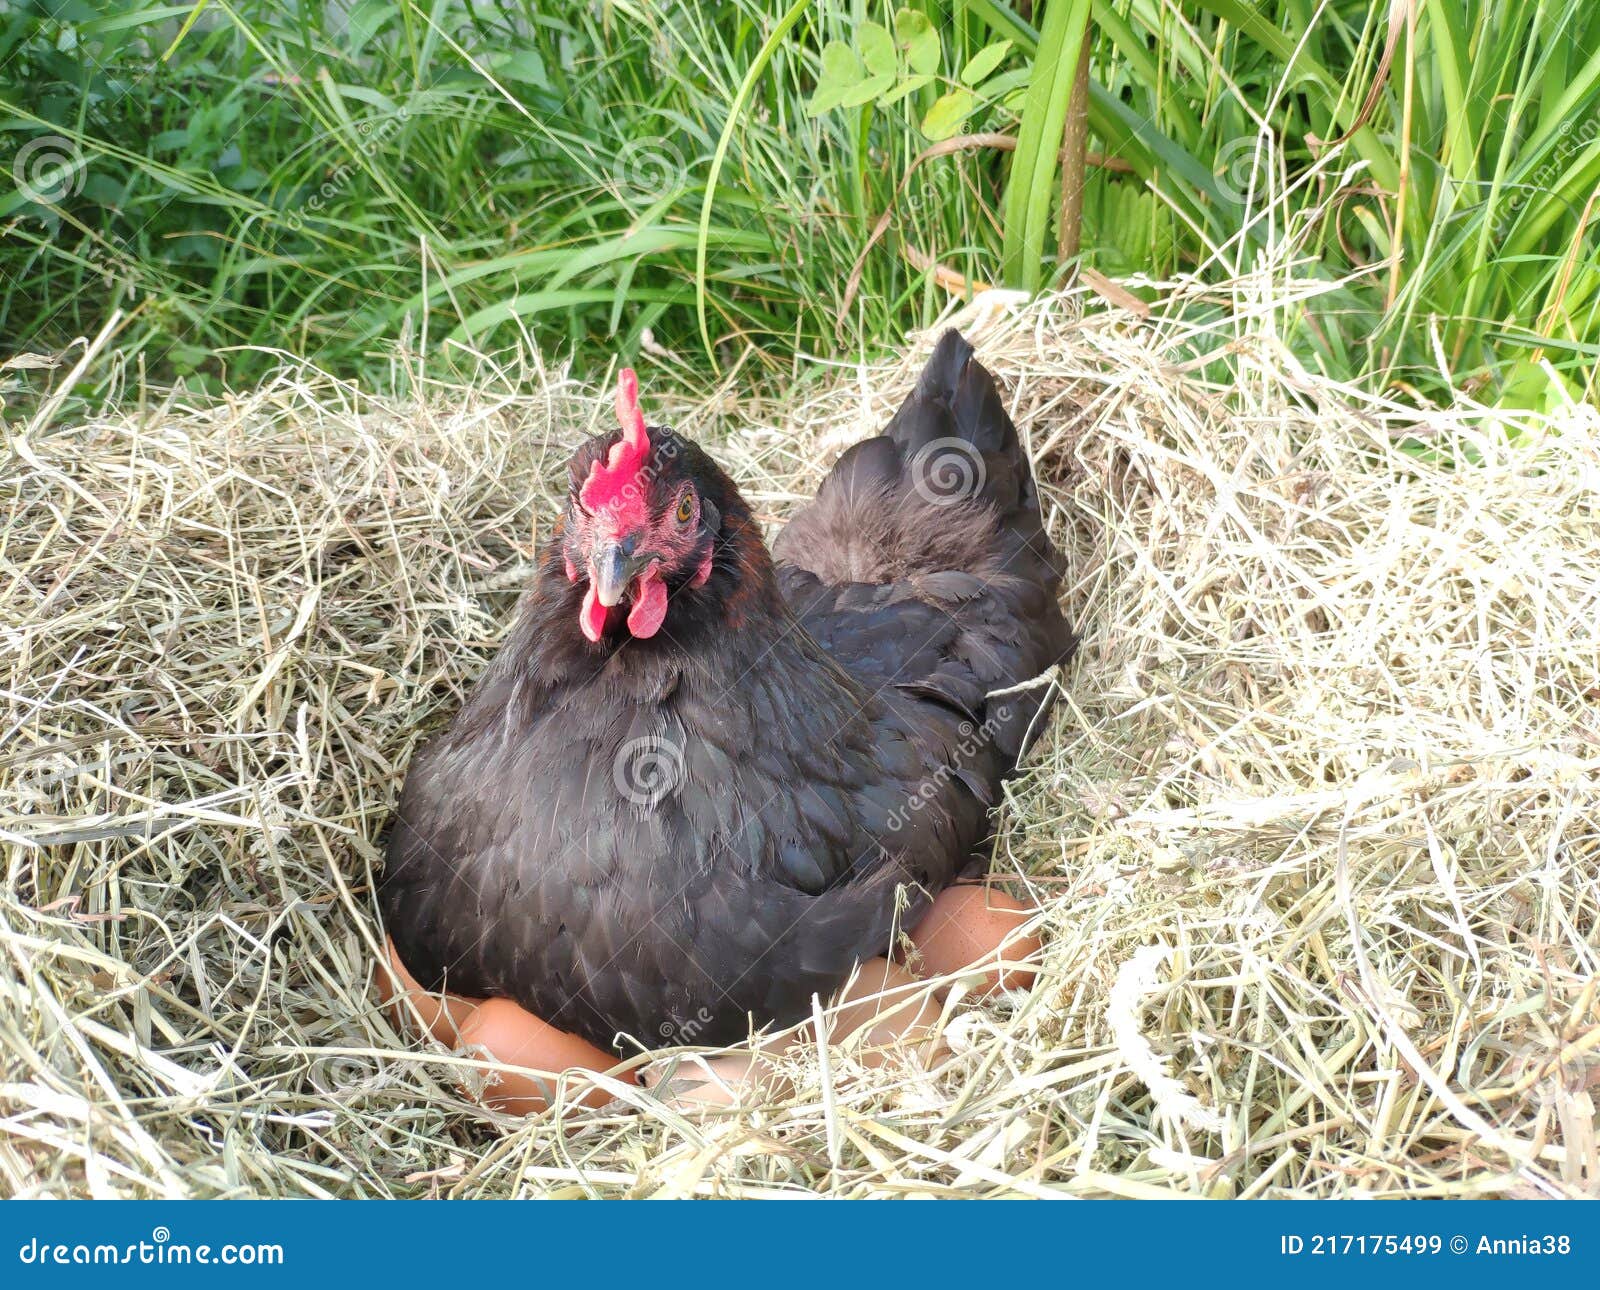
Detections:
[590, 541, 653, 607]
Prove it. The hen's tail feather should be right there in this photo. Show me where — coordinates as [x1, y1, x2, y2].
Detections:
[888, 329, 1015, 461]
[774, 330, 1076, 765]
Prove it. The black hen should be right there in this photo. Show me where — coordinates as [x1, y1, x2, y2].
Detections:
[380, 332, 1074, 1051]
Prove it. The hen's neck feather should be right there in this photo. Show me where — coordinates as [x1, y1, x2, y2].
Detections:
[448, 505, 868, 744]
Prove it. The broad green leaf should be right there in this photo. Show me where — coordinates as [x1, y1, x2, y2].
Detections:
[894, 9, 941, 78]
[965, 0, 1039, 49]
[345, 0, 393, 57]
[881, 73, 933, 107]
[1000, 0, 1091, 289]
[1496, 358, 1574, 414]
[961, 40, 1012, 87]
[494, 49, 549, 89]
[859, 22, 897, 79]
[76, 6, 195, 39]
[819, 40, 865, 86]
[837, 72, 897, 109]
[806, 41, 864, 116]
[921, 89, 975, 141]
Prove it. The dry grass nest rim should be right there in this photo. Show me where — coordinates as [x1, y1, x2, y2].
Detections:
[2, 271, 1598, 1198]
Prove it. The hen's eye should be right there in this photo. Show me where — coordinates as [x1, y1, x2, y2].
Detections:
[675, 492, 695, 524]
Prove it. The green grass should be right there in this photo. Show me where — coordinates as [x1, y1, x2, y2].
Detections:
[2, 1, 1597, 407]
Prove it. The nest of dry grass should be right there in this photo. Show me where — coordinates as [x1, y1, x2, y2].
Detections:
[3, 276, 1598, 1198]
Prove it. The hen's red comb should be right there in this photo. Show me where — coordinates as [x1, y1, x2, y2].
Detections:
[614, 367, 647, 445]
[579, 368, 652, 522]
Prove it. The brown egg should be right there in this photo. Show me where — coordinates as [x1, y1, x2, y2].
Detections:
[378, 937, 630, 1114]
[640, 957, 944, 1108]
[377, 895, 1032, 1122]
[456, 998, 630, 1114]
[641, 1049, 790, 1110]
[375, 937, 482, 1046]
[829, 957, 943, 1066]
[902, 885, 1041, 996]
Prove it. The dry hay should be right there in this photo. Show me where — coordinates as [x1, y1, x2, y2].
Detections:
[2, 275, 1598, 1198]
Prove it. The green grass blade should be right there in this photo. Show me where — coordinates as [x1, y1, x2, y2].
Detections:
[1000, 0, 1092, 291]
[695, 0, 811, 364]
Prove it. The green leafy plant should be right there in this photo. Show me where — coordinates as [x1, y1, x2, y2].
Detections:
[806, 7, 1015, 142]
[1, 1, 1596, 409]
